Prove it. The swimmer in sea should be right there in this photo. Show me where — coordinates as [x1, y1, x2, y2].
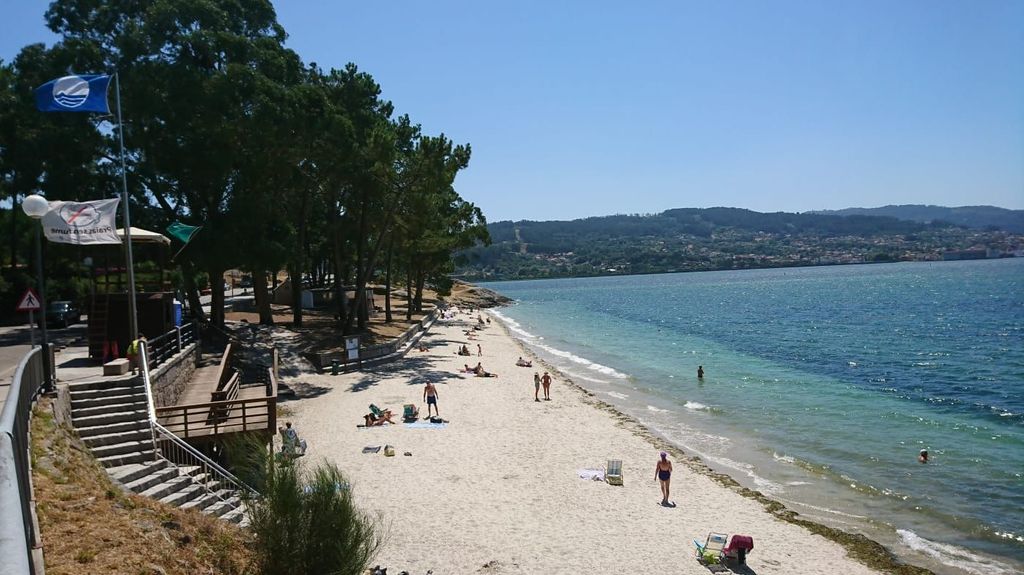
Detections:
[919, 449, 928, 464]
[655, 451, 673, 506]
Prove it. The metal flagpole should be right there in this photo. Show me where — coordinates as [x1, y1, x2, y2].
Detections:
[114, 72, 139, 342]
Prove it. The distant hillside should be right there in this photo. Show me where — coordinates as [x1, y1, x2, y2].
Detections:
[456, 207, 1022, 281]
[811, 205, 1024, 233]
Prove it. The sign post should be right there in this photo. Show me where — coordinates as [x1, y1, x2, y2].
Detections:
[16, 288, 42, 349]
[345, 336, 360, 367]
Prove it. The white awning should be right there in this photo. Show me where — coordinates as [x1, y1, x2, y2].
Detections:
[116, 227, 171, 245]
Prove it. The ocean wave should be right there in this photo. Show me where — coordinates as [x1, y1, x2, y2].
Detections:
[897, 529, 1017, 575]
[684, 401, 709, 411]
[707, 456, 783, 495]
[647, 405, 672, 413]
[779, 498, 868, 520]
[607, 391, 629, 400]
[531, 341, 630, 379]
[560, 369, 607, 384]
[489, 309, 538, 339]
[773, 452, 795, 464]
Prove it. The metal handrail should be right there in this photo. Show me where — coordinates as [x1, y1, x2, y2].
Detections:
[151, 422, 254, 498]
[0, 346, 47, 575]
[140, 339, 254, 502]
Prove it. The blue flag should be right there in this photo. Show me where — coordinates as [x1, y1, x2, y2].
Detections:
[35, 74, 112, 113]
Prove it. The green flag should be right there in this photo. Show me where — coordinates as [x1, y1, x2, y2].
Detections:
[167, 222, 201, 259]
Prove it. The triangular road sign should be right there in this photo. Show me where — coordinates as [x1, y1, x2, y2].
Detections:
[16, 288, 42, 312]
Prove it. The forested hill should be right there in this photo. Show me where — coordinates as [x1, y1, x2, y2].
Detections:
[811, 205, 1024, 233]
[456, 207, 1022, 281]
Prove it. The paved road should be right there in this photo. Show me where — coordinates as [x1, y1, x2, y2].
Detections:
[0, 322, 87, 410]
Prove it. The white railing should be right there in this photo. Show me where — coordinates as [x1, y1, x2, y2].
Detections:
[140, 341, 254, 503]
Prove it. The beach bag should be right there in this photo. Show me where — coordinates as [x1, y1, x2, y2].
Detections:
[384, 445, 395, 457]
[430, 416, 443, 424]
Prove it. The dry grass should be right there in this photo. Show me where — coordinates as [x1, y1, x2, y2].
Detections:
[31, 397, 253, 575]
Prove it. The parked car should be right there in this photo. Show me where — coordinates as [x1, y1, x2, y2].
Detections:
[46, 300, 81, 328]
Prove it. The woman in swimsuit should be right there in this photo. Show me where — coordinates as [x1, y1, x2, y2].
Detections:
[655, 451, 673, 505]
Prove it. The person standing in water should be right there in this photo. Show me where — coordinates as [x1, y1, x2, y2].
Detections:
[697, 365, 704, 379]
[655, 451, 673, 506]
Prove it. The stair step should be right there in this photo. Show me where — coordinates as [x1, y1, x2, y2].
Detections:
[221, 508, 246, 524]
[159, 483, 206, 507]
[108, 460, 170, 485]
[204, 499, 239, 518]
[139, 476, 193, 500]
[92, 439, 154, 459]
[72, 393, 147, 410]
[180, 493, 221, 512]
[66, 377, 140, 392]
[82, 428, 151, 448]
[97, 450, 156, 468]
[73, 399, 148, 418]
[76, 419, 150, 439]
[70, 385, 143, 401]
[73, 410, 148, 429]
[124, 466, 181, 493]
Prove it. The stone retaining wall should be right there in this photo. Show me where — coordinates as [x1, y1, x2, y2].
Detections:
[149, 343, 199, 407]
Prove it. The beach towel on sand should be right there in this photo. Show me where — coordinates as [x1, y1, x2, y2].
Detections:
[404, 422, 447, 429]
[362, 446, 382, 453]
[578, 468, 605, 481]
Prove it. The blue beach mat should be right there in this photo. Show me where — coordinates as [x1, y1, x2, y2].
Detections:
[404, 422, 447, 429]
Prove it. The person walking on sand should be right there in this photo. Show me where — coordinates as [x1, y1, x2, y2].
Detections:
[534, 372, 541, 402]
[697, 365, 704, 379]
[541, 371, 552, 400]
[477, 343, 482, 356]
[655, 451, 673, 506]
[424, 381, 439, 417]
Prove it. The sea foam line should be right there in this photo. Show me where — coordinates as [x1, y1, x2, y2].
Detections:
[491, 310, 630, 379]
[897, 529, 1017, 575]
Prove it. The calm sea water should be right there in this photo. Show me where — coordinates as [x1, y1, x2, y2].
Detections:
[484, 259, 1024, 575]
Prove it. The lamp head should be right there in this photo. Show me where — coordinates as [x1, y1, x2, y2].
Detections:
[22, 194, 49, 219]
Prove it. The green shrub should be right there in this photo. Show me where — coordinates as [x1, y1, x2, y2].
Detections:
[239, 445, 385, 575]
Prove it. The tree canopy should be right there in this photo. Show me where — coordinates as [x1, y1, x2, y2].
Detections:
[0, 0, 489, 329]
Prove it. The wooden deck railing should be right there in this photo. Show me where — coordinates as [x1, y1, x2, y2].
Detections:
[155, 395, 275, 438]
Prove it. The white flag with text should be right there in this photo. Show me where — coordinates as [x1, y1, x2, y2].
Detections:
[41, 198, 121, 245]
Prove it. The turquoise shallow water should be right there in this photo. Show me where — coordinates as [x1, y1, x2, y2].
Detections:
[484, 259, 1024, 575]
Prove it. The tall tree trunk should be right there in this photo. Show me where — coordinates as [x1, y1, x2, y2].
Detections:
[343, 201, 399, 334]
[252, 267, 273, 325]
[288, 263, 302, 327]
[331, 205, 347, 330]
[181, 260, 205, 323]
[208, 267, 225, 327]
[415, 269, 425, 313]
[8, 207, 17, 271]
[405, 263, 413, 321]
[384, 235, 394, 323]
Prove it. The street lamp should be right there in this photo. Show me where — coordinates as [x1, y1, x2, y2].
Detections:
[22, 193, 52, 391]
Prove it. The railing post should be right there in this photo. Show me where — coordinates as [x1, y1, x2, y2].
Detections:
[176, 326, 182, 353]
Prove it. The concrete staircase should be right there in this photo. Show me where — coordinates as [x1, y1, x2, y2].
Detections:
[69, 377, 247, 525]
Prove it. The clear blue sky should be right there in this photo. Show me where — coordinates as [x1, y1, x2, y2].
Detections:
[2, 1, 1022, 222]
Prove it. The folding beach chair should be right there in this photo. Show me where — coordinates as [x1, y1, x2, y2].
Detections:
[402, 403, 420, 422]
[605, 459, 623, 485]
[722, 534, 754, 565]
[694, 532, 729, 566]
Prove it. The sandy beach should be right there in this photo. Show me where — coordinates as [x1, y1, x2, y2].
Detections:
[282, 310, 890, 575]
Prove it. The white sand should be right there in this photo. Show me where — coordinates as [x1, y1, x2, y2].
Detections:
[284, 310, 886, 575]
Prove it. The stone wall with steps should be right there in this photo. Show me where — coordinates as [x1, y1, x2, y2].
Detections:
[66, 376, 247, 525]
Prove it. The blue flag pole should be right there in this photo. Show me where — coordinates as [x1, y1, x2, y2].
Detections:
[114, 72, 139, 343]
